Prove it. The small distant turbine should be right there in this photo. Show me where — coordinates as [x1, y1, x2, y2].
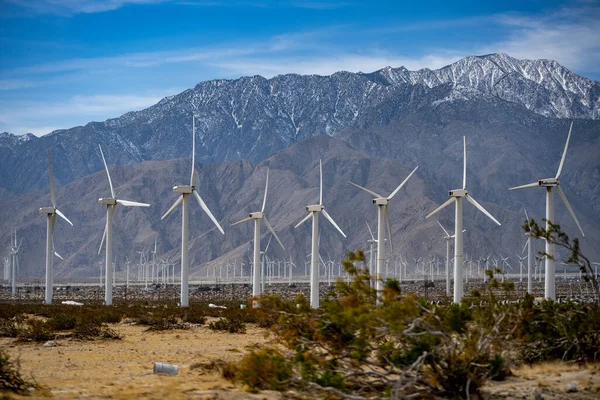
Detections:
[295, 160, 345, 309]
[427, 137, 501, 303]
[231, 168, 285, 305]
[39, 151, 73, 304]
[98, 144, 150, 306]
[509, 121, 584, 300]
[348, 166, 418, 300]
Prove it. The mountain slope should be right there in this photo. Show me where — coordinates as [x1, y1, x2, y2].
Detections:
[1, 53, 598, 195]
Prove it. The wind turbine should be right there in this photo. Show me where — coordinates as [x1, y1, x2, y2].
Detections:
[348, 166, 419, 297]
[231, 168, 285, 305]
[9, 229, 22, 297]
[295, 160, 346, 309]
[436, 220, 454, 297]
[97, 144, 150, 306]
[509, 121, 584, 300]
[365, 221, 377, 286]
[39, 151, 73, 304]
[161, 114, 224, 307]
[427, 137, 501, 303]
[522, 209, 535, 293]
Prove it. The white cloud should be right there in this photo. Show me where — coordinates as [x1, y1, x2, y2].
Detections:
[484, 7, 600, 73]
[0, 90, 180, 136]
[5, 0, 169, 16]
[211, 53, 465, 78]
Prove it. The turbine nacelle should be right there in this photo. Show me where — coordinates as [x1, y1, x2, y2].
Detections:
[538, 178, 558, 187]
[448, 189, 467, 197]
[173, 185, 193, 194]
[98, 198, 117, 205]
[306, 204, 324, 212]
[249, 211, 264, 219]
[39, 207, 56, 214]
[372, 197, 389, 205]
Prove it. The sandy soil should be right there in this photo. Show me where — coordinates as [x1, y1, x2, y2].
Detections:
[2, 322, 599, 399]
[1, 321, 282, 400]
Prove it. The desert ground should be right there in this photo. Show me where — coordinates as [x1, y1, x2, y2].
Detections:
[2, 318, 599, 400]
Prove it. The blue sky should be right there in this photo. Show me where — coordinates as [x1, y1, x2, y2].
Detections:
[1, 0, 598, 136]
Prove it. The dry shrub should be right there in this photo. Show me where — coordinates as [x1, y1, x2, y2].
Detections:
[208, 317, 246, 334]
[0, 351, 37, 393]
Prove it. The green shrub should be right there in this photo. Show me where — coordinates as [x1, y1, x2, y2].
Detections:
[232, 348, 292, 391]
[48, 314, 77, 331]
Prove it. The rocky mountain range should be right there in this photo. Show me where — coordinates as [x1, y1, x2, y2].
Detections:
[1, 53, 599, 280]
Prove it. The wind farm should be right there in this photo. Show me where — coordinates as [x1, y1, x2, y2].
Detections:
[1, 12, 600, 395]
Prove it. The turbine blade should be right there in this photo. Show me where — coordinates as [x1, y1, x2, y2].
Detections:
[55, 209, 74, 226]
[509, 182, 539, 190]
[98, 227, 106, 255]
[98, 144, 115, 198]
[385, 205, 393, 255]
[261, 168, 269, 213]
[264, 235, 272, 253]
[161, 195, 183, 220]
[47, 151, 56, 208]
[524, 208, 530, 225]
[294, 212, 312, 229]
[366, 220, 375, 241]
[193, 189, 225, 235]
[388, 166, 419, 200]
[190, 115, 196, 186]
[116, 199, 151, 207]
[319, 159, 323, 206]
[465, 194, 501, 226]
[231, 216, 253, 227]
[556, 120, 573, 179]
[54, 251, 64, 261]
[322, 209, 346, 238]
[463, 136, 467, 190]
[426, 197, 456, 219]
[522, 239, 528, 254]
[436, 219, 450, 237]
[556, 186, 585, 237]
[264, 216, 285, 250]
[348, 181, 381, 198]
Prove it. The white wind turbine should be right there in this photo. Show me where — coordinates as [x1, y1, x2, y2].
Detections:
[39, 151, 73, 304]
[161, 115, 224, 307]
[366, 221, 377, 287]
[509, 121, 584, 300]
[9, 229, 22, 297]
[435, 219, 460, 297]
[97, 144, 150, 306]
[522, 209, 535, 294]
[295, 160, 346, 309]
[231, 168, 285, 305]
[348, 166, 419, 297]
[427, 137, 501, 303]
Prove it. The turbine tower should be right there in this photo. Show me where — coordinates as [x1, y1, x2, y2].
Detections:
[98, 144, 150, 306]
[435, 220, 455, 297]
[509, 121, 584, 300]
[348, 166, 419, 298]
[295, 160, 345, 309]
[427, 137, 501, 303]
[161, 114, 224, 307]
[523, 209, 534, 294]
[39, 151, 73, 304]
[231, 168, 285, 305]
